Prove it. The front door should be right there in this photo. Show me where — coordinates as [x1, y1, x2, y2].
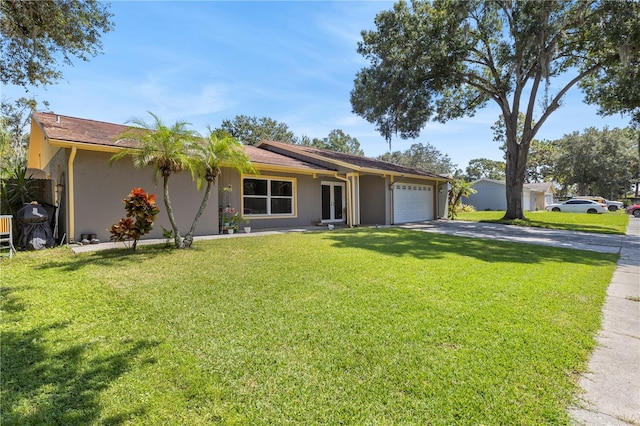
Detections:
[321, 182, 345, 222]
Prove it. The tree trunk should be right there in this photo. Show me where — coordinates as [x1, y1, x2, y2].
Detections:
[503, 131, 530, 220]
[183, 180, 213, 248]
[163, 174, 184, 248]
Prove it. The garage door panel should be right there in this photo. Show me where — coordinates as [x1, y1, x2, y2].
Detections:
[393, 184, 433, 223]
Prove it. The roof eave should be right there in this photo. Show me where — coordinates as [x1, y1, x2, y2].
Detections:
[258, 140, 360, 171]
[48, 138, 124, 153]
[250, 163, 335, 176]
[360, 166, 453, 181]
[258, 140, 453, 181]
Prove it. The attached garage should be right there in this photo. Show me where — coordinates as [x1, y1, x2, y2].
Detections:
[392, 183, 434, 223]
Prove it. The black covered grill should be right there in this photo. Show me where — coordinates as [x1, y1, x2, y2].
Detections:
[17, 202, 54, 250]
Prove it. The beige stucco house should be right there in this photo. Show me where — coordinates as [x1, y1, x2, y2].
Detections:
[27, 112, 452, 244]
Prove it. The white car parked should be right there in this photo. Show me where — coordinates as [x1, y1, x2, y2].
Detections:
[604, 199, 624, 211]
[570, 196, 623, 211]
[545, 199, 608, 214]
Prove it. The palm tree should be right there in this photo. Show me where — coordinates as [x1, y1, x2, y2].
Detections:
[183, 129, 255, 247]
[447, 179, 477, 219]
[110, 112, 199, 248]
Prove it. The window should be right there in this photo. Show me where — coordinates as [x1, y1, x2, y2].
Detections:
[243, 177, 294, 216]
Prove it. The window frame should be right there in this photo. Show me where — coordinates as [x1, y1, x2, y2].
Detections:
[241, 175, 297, 218]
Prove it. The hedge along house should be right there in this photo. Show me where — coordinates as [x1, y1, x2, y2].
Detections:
[27, 112, 452, 244]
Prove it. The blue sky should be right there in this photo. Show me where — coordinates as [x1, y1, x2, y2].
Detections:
[3, 0, 633, 170]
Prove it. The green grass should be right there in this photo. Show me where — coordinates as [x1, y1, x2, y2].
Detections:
[456, 210, 629, 234]
[1, 229, 619, 425]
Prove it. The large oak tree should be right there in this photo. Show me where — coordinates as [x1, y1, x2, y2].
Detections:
[552, 127, 639, 198]
[1, 0, 114, 88]
[351, 0, 640, 219]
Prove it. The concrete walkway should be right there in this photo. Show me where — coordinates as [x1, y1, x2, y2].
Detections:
[567, 217, 640, 426]
[71, 218, 640, 424]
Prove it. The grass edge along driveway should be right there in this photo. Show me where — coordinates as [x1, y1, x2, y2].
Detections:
[1, 228, 619, 425]
[456, 210, 629, 235]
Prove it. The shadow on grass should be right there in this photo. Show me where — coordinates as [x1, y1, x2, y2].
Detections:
[0, 320, 160, 425]
[326, 228, 617, 266]
[0, 286, 29, 315]
[33, 244, 173, 272]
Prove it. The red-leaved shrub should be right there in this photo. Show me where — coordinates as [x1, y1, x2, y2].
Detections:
[109, 188, 160, 249]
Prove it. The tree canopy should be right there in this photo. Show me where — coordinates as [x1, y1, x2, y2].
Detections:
[300, 129, 365, 156]
[552, 127, 639, 199]
[378, 142, 455, 175]
[0, 98, 50, 178]
[465, 158, 505, 181]
[1, 0, 114, 88]
[351, 0, 640, 219]
[218, 115, 297, 146]
[579, 1, 640, 125]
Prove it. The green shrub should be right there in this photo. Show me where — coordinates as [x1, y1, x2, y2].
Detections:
[109, 188, 160, 249]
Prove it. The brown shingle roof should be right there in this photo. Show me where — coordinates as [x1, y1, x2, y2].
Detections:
[32, 112, 333, 172]
[243, 145, 334, 171]
[258, 140, 451, 180]
[32, 112, 449, 178]
[33, 111, 138, 148]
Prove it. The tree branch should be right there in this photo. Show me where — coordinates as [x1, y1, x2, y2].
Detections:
[533, 62, 603, 136]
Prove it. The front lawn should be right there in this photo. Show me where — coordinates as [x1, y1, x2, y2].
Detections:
[456, 210, 629, 234]
[1, 229, 618, 425]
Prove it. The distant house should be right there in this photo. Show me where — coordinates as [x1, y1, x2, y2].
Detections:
[464, 178, 555, 211]
[27, 112, 452, 244]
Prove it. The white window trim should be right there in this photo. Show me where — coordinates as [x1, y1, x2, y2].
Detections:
[241, 175, 297, 218]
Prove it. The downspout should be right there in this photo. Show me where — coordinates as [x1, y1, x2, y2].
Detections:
[67, 146, 77, 244]
[347, 173, 360, 227]
[389, 176, 393, 225]
[435, 180, 440, 219]
[333, 174, 351, 227]
[436, 179, 447, 219]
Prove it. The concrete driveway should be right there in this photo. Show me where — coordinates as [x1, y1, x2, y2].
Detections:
[398, 220, 631, 254]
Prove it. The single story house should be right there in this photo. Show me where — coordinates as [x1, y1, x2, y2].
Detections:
[463, 178, 556, 211]
[27, 112, 452, 244]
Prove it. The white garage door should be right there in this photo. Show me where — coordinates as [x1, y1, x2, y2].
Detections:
[393, 183, 434, 223]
